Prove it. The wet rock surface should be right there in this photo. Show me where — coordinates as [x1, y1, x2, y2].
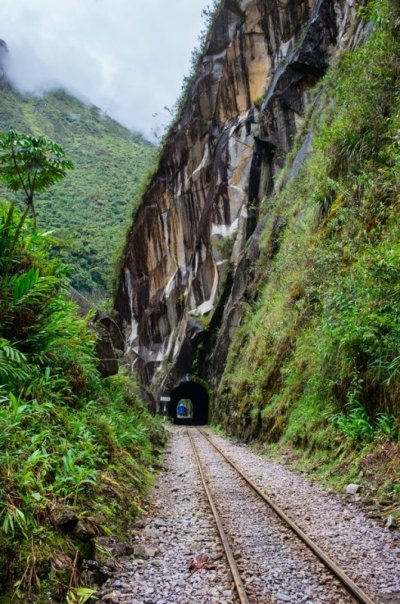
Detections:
[99, 427, 400, 603]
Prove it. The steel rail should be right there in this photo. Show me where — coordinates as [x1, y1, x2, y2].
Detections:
[197, 427, 376, 604]
[186, 429, 250, 604]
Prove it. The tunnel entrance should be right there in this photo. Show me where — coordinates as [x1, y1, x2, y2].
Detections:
[168, 380, 209, 425]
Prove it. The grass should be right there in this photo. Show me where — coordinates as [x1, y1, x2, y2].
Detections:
[265, 438, 400, 521]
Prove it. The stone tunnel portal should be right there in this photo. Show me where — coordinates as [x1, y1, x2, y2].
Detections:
[168, 380, 209, 425]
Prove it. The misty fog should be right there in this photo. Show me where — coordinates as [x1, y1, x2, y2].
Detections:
[1, 0, 209, 140]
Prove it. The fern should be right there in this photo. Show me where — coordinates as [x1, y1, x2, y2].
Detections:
[0, 339, 28, 385]
[10, 268, 59, 307]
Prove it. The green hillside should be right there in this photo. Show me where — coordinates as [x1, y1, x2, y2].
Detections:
[216, 0, 399, 494]
[0, 82, 155, 296]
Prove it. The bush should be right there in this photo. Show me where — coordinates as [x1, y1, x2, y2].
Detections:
[0, 202, 165, 602]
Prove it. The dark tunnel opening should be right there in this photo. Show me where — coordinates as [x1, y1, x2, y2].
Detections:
[168, 380, 209, 425]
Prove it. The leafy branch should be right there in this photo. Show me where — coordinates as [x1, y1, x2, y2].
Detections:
[0, 130, 73, 246]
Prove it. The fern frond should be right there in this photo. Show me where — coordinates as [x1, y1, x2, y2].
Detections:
[0, 339, 28, 386]
[10, 268, 59, 307]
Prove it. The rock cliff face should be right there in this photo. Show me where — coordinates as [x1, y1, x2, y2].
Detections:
[115, 0, 364, 403]
[0, 40, 9, 81]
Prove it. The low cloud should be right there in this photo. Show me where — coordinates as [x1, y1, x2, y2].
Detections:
[1, 0, 208, 140]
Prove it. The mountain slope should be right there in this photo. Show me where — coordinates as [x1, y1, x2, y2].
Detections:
[0, 80, 155, 296]
[114, 0, 363, 394]
[115, 0, 399, 502]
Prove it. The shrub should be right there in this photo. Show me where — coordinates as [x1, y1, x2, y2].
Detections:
[0, 203, 165, 601]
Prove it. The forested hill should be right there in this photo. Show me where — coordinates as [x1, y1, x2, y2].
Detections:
[0, 78, 155, 296]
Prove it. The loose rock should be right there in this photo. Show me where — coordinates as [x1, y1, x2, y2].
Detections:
[99, 427, 400, 603]
[345, 484, 361, 495]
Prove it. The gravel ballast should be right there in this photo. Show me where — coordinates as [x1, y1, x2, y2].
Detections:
[203, 428, 400, 603]
[99, 427, 237, 604]
[99, 426, 400, 603]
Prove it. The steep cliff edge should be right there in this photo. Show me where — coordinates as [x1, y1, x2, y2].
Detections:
[115, 0, 365, 401]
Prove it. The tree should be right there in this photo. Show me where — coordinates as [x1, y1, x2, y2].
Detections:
[0, 129, 73, 231]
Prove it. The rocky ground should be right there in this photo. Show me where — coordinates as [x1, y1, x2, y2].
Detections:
[98, 426, 400, 604]
[206, 431, 400, 603]
[98, 426, 236, 604]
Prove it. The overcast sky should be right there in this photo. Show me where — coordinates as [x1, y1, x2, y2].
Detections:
[1, 0, 210, 140]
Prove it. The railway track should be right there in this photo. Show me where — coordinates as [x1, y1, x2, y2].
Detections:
[187, 427, 376, 604]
